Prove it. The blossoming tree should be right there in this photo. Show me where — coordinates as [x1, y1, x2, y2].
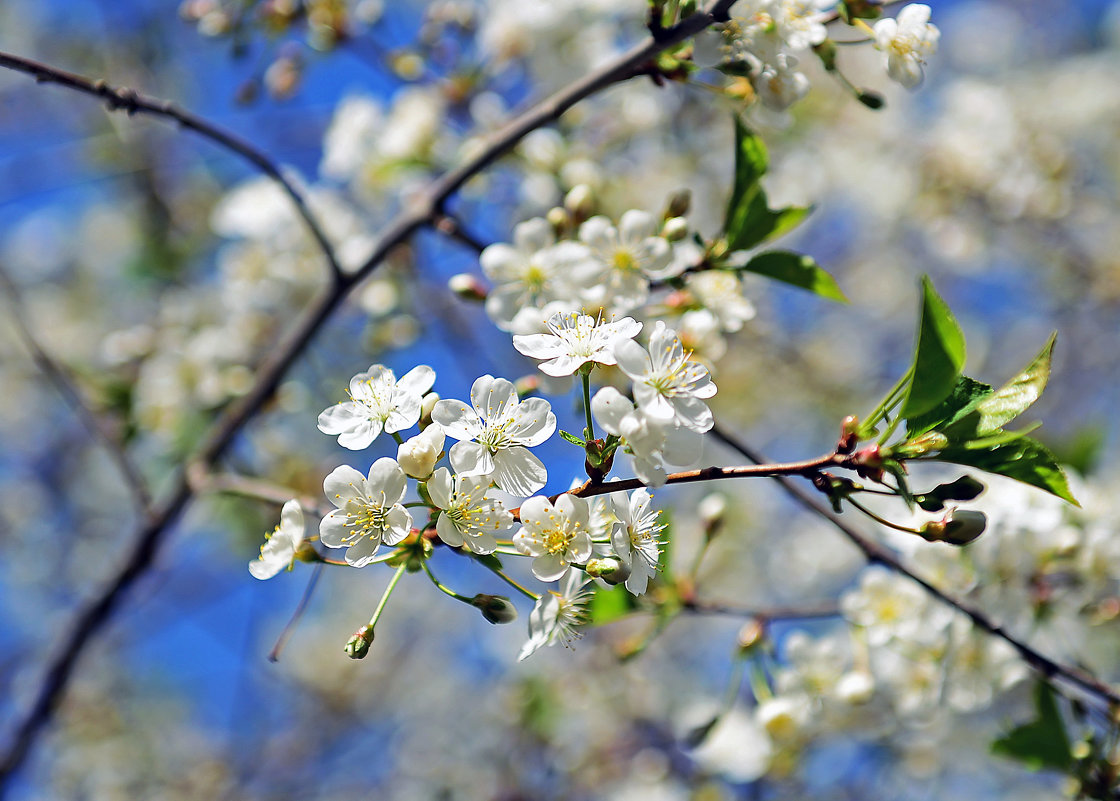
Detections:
[2, 1, 1119, 798]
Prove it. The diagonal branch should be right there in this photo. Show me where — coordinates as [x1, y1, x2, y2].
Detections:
[708, 424, 1120, 711]
[0, 1, 738, 789]
[0, 50, 344, 280]
[0, 264, 152, 512]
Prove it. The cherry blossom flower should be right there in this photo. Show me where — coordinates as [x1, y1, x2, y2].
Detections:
[317, 364, 436, 450]
[396, 423, 445, 479]
[591, 386, 704, 486]
[518, 567, 593, 661]
[480, 218, 595, 328]
[873, 3, 940, 89]
[610, 488, 665, 595]
[513, 493, 593, 581]
[512, 311, 642, 377]
[248, 499, 306, 580]
[320, 458, 413, 567]
[579, 211, 675, 312]
[613, 321, 717, 432]
[431, 375, 556, 496]
[427, 467, 513, 554]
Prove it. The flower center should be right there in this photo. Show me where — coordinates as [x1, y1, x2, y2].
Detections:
[612, 248, 638, 272]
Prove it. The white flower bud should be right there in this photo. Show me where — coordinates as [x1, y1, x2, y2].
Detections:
[662, 216, 689, 242]
[397, 423, 445, 479]
[420, 392, 440, 427]
[448, 273, 487, 302]
[755, 696, 807, 743]
[564, 183, 595, 219]
[586, 557, 631, 584]
[835, 671, 875, 705]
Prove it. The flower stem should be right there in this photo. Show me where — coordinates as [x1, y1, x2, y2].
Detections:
[391, 431, 405, 446]
[581, 371, 596, 441]
[845, 496, 923, 535]
[367, 563, 408, 629]
[862, 367, 912, 435]
[421, 561, 474, 604]
[474, 555, 540, 600]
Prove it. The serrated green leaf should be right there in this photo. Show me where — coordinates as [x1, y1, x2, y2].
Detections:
[991, 682, 1072, 772]
[588, 583, 637, 625]
[739, 250, 847, 302]
[937, 436, 1078, 506]
[901, 276, 967, 419]
[945, 334, 1055, 440]
[905, 375, 993, 438]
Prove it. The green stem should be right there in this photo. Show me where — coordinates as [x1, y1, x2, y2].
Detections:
[862, 367, 912, 434]
[582, 371, 596, 441]
[474, 556, 540, 600]
[845, 496, 923, 535]
[722, 651, 748, 711]
[367, 563, 408, 628]
[391, 431, 405, 446]
[421, 561, 474, 604]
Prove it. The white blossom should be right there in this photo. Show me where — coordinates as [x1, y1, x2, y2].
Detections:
[610, 488, 665, 595]
[591, 386, 703, 486]
[518, 567, 593, 661]
[431, 375, 556, 496]
[873, 3, 940, 89]
[513, 311, 642, 376]
[317, 364, 436, 450]
[613, 321, 717, 432]
[480, 218, 595, 328]
[427, 466, 514, 555]
[319, 458, 413, 567]
[248, 499, 305, 580]
[514, 493, 594, 581]
[578, 211, 674, 312]
[396, 423, 445, 479]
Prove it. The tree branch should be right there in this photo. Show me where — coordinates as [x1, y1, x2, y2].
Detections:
[708, 424, 1120, 711]
[0, 50, 344, 280]
[0, 1, 738, 788]
[0, 264, 152, 512]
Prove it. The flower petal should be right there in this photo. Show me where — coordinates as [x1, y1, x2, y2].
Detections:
[492, 447, 548, 496]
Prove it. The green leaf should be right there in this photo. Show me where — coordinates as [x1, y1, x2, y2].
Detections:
[739, 250, 847, 302]
[588, 583, 638, 626]
[944, 334, 1056, 440]
[992, 682, 1072, 772]
[905, 375, 993, 438]
[937, 436, 1079, 506]
[959, 423, 1041, 450]
[559, 429, 586, 447]
[900, 276, 967, 419]
[724, 116, 768, 230]
[722, 117, 811, 251]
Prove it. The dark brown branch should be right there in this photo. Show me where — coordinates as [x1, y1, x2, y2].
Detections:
[680, 599, 840, 621]
[0, 264, 152, 512]
[0, 1, 738, 788]
[708, 424, 1120, 711]
[0, 50, 344, 280]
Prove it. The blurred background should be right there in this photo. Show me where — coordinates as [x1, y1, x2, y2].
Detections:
[2, 0, 1120, 798]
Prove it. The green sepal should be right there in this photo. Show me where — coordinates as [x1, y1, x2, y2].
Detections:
[737, 250, 847, 302]
[900, 276, 967, 419]
[559, 429, 587, 447]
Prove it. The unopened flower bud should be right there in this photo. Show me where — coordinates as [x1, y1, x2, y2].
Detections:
[449, 273, 488, 302]
[835, 671, 875, 705]
[514, 374, 540, 397]
[662, 216, 689, 242]
[665, 188, 691, 219]
[920, 508, 987, 546]
[756, 697, 806, 742]
[736, 618, 764, 653]
[546, 206, 570, 235]
[892, 431, 949, 459]
[586, 557, 631, 584]
[397, 423, 445, 479]
[564, 184, 595, 220]
[698, 492, 727, 539]
[345, 624, 375, 659]
[420, 391, 440, 427]
[471, 594, 518, 624]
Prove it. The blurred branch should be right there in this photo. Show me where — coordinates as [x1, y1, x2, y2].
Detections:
[187, 465, 326, 517]
[680, 599, 840, 621]
[0, 264, 152, 512]
[0, 1, 738, 789]
[708, 424, 1120, 711]
[0, 50, 344, 280]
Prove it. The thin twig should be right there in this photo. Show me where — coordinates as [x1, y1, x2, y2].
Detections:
[680, 599, 840, 621]
[708, 424, 1120, 711]
[0, 264, 152, 512]
[187, 466, 326, 517]
[0, 2, 738, 787]
[0, 50, 344, 281]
